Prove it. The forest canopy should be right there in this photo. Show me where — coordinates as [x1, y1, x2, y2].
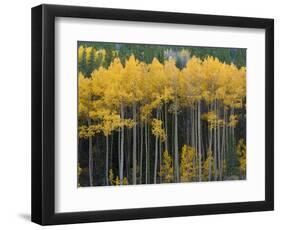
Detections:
[78, 42, 246, 187]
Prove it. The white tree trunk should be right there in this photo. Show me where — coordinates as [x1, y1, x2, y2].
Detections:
[87, 118, 93, 186]
[214, 101, 217, 180]
[164, 103, 168, 152]
[217, 101, 221, 180]
[147, 124, 150, 183]
[154, 109, 160, 183]
[191, 108, 195, 149]
[198, 101, 202, 181]
[118, 127, 120, 169]
[221, 108, 226, 179]
[208, 104, 213, 181]
[145, 121, 149, 184]
[174, 102, 179, 182]
[132, 103, 137, 184]
[120, 102, 124, 183]
[105, 135, 109, 185]
[140, 122, 143, 184]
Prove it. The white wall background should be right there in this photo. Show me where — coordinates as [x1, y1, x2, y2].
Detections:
[0, 0, 278, 228]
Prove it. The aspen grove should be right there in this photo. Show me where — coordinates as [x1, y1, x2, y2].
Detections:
[78, 43, 246, 186]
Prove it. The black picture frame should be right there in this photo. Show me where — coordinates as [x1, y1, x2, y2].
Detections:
[31, 4, 274, 225]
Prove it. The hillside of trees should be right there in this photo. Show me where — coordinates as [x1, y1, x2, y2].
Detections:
[78, 42, 246, 187]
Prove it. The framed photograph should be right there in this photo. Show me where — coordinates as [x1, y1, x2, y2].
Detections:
[31, 4, 274, 225]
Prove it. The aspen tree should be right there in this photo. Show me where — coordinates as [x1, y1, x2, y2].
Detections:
[164, 58, 181, 182]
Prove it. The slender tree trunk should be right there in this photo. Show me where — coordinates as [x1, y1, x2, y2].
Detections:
[140, 122, 143, 184]
[194, 106, 198, 154]
[110, 133, 113, 170]
[126, 128, 131, 180]
[171, 112, 174, 170]
[230, 108, 235, 176]
[225, 112, 229, 176]
[154, 136, 159, 184]
[174, 101, 179, 183]
[202, 123, 207, 162]
[208, 128, 212, 181]
[191, 107, 195, 149]
[186, 108, 189, 146]
[147, 124, 150, 183]
[117, 127, 121, 183]
[132, 103, 137, 184]
[159, 139, 162, 183]
[120, 103, 124, 183]
[217, 101, 222, 180]
[194, 105, 198, 180]
[214, 101, 217, 180]
[87, 118, 93, 186]
[105, 135, 109, 185]
[221, 108, 226, 178]
[159, 110, 163, 183]
[145, 121, 149, 184]
[232, 109, 236, 164]
[198, 101, 202, 181]
[154, 109, 160, 183]
[208, 104, 213, 181]
[164, 103, 169, 151]
[193, 108, 198, 155]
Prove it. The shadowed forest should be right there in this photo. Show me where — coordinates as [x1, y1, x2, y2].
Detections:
[78, 42, 246, 187]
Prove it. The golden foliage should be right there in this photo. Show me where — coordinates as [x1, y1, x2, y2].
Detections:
[108, 169, 129, 186]
[229, 114, 239, 127]
[203, 150, 214, 180]
[180, 145, 197, 182]
[151, 119, 166, 141]
[237, 139, 246, 177]
[79, 54, 246, 133]
[159, 150, 174, 183]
